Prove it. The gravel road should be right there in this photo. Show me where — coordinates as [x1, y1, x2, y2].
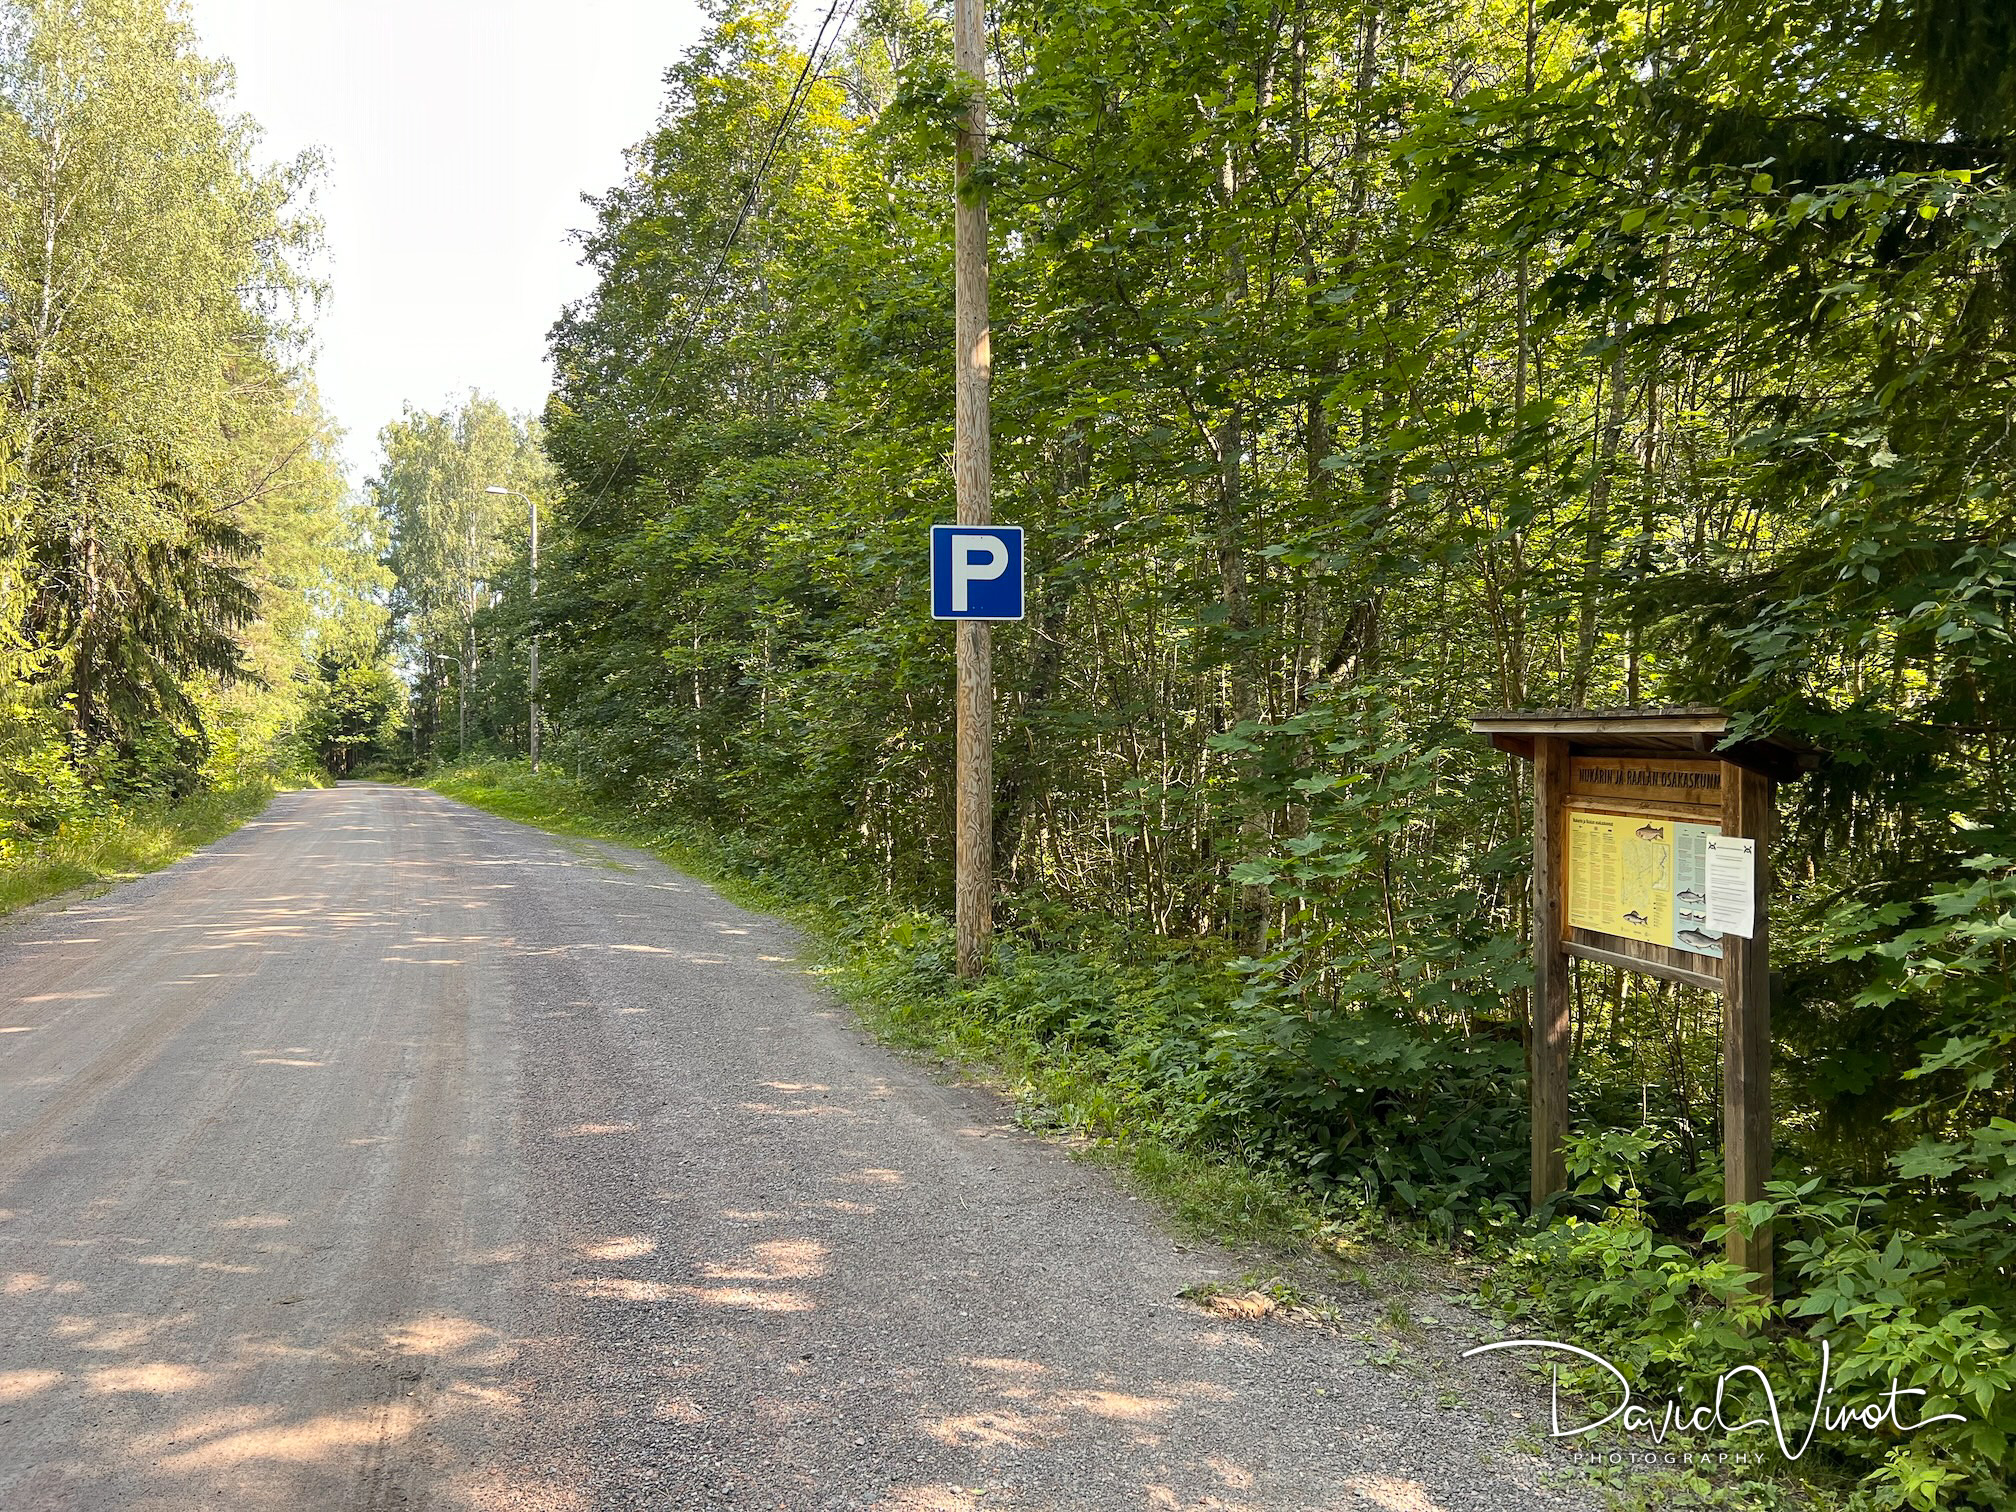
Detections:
[0, 783, 1602, 1510]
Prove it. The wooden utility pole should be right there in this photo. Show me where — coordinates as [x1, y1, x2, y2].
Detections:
[460, 513, 476, 758]
[528, 496, 541, 773]
[484, 486, 541, 770]
[952, 0, 992, 979]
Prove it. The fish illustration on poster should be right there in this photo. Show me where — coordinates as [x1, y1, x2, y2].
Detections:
[1671, 821, 1724, 959]
[1566, 808, 1725, 958]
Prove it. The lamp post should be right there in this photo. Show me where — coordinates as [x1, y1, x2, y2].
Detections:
[485, 486, 540, 772]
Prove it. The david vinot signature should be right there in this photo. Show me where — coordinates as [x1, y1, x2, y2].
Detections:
[1462, 1338, 1966, 1460]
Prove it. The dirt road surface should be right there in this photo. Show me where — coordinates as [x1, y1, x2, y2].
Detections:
[0, 784, 1596, 1510]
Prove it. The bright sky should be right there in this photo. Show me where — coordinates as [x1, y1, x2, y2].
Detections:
[183, 0, 718, 482]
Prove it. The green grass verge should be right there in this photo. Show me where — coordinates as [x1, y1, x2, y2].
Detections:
[419, 759, 1341, 1259]
[0, 776, 317, 918]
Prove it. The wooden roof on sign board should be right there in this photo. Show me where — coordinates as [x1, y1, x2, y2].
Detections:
[1468, 707, 1822, 781]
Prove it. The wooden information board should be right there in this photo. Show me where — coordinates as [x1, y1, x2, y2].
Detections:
[1470, 710, 1820, 1298]
[1560, 757, 1738, 987]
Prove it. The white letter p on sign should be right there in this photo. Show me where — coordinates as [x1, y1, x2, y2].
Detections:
[951, 535, 1007, 612]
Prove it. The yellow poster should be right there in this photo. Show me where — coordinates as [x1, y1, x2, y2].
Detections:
[1566, 808, 1674, 946]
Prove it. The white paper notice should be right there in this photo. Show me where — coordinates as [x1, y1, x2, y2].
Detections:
[1704, 836, 1757, 939]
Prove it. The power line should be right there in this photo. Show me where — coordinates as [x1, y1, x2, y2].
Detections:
[574, 0, 860, 527]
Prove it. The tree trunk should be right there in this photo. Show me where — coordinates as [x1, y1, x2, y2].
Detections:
[1569, 329, 1630, 707]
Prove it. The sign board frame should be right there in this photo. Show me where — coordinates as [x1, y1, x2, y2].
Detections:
[1471, 708, 1820, 1297]
[930, 524, 1025, 622]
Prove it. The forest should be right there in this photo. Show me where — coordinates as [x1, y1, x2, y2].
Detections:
[0, 0, 384, 850]
[4, 0, 2013, 1505]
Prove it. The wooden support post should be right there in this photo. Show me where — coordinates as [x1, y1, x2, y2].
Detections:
[1720, 761, 1774, 1294]
[528, 493, 540, 773]
[951, 0, 993, 979]
[1530, 735, 1571, 1207]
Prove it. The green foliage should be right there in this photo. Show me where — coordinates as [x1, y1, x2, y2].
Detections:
[1489, 1127, 2013, 1509]
[299, 650, 405, 777]
[0, 777, 296, 917]
[0, 712, 88, 857]
[1492, 1135, 1773, 1377]
[372, 395, 550, 763]
[0, 1, 375, 819]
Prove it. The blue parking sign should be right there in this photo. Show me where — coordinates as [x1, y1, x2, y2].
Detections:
[931, 525, 1024, 621]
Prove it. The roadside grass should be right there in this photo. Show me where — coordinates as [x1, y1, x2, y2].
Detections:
[0, 777, 310, 917]
[415, 761, 811, 921]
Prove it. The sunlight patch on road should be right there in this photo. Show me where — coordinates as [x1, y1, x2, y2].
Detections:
[560, 1277, 676, 1303]
[157, 1402, 420, 1471]
[578, 1235, 656, 1261]
[878, 1486, 990, 1512]
[383, 1315, 510, 1364]
[700, 1238, 828, 1283]
[737, 1101, 855, 1118]
[442, 1378, 522, 1411]
[1204, 1455, 1256, 1490]
[50, 1316, 142, 1348]
[0, 1368, 61, 1402]
[925, 1409, 1047, 1449]
[87, 1362, 214, 1395]
[3, 1271, 81, 1295]
[1053, 1388, 1175, 1422]
[675, 1284, 814, 1314]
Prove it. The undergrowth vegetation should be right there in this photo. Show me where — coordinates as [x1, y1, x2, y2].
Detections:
[0, 777, 301, 917]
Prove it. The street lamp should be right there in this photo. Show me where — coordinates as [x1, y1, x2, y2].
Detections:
[485, 486, 541, 772]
